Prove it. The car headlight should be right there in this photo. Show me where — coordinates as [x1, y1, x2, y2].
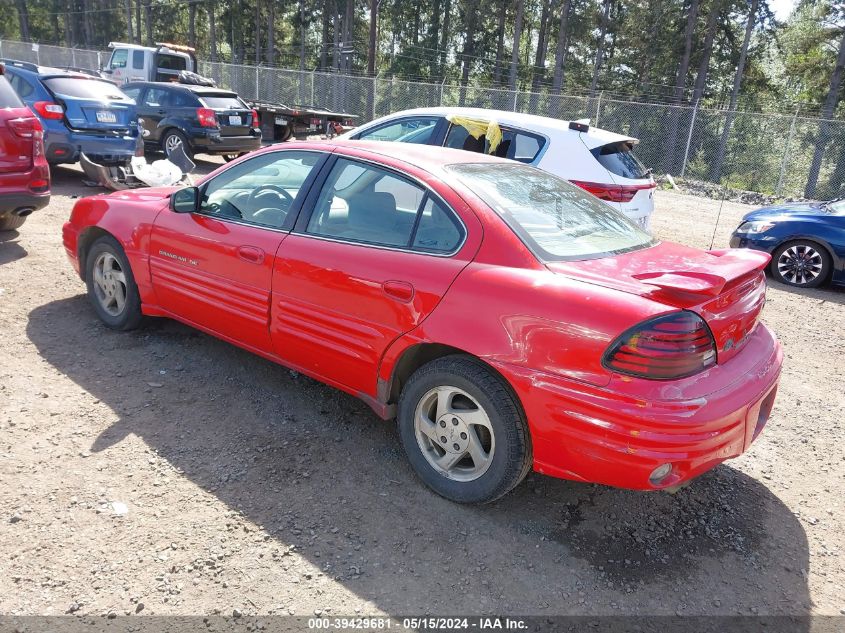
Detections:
[737, 220, 775, 234]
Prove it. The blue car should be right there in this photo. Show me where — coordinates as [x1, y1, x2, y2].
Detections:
[730, 199, 845, 288]
[1, 59, 137, 165]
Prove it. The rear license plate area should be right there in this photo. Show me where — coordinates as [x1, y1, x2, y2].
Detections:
[96, 111, 117, 123]
[228, 115, 242, 126]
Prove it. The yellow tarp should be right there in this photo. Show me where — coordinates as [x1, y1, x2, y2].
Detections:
[446, 115, 503, 154]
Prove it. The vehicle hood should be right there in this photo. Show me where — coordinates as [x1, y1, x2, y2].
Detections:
[545, 241, 769, 308]
[107, 186, 179, 203]
[742, 201, 828, 221]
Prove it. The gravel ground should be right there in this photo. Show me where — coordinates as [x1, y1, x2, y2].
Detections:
[0, 158, 843, 619]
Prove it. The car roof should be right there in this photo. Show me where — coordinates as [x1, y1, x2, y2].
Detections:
[0, 59, 96, 79]
[362, 106, 638, 149]
[122, 81, 235, 95]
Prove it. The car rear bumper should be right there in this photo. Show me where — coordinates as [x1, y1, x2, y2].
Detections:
[191, 132, 262, 154]
[493, 322, 783, 490]
[46, 132, 138, 165]
[0, 190, 51, 215]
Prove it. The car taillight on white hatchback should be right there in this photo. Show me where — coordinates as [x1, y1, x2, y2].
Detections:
[602, 311, 717, 380]
[571, 180, 655, 204]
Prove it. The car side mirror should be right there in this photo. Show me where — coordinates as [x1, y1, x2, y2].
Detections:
[171, 186, 199, 213]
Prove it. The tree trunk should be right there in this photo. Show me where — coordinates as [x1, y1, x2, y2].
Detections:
[805, 28, 845, 197]
[81, 0, 93, 47]
[188, 2, 197, 49]
[551, 0, 571, 95]
[300, 1, 307, 72]
[319, 2, 330, 70]
[50, 0, 61, 43]
[124, 0, 133, 43]
[711, 0, 758, 182]
[15, 0, 30, 41]
[332, 2, 340, 71]
[343, 0, 354, 72]
[144, 0, 153, 46]
[692, 0, 720, 104]
[366, 0, 378, 119]
[439, 0, 452, 80]
[459, 0, 479, 105]
[135, 0, 142, 43]
[662, 0, 701, 173]
[508, 0, 524, 92]
[492, 0, 507, 86]
[589, 0, 612, 96]
[267, 1, 276, 67]
[528, 0, 552, 111]
[209, 4, 218, 62]
[431, 0, 442, 75]
[255, 0, 262, 65]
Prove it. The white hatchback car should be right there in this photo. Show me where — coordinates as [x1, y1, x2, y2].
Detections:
[340, 107, 656, 230]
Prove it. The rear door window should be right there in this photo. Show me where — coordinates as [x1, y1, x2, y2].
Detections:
[7, 73, 34, 99]
[43, 77, 132, 102]
[0, 76, 24, 107]
[132, 50, 145, 70]
[590, 142, 650, 180]
[444, 123, 545, 163]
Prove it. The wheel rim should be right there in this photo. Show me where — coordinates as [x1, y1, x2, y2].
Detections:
[92, 252, 127, 316]
[164, 134, 182, 156]
[414, 386, 495, 482]
[777, 244, 824, 285]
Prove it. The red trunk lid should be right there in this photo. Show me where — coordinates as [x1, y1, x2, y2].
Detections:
[546, 242, 770, 363]
[0, 107, 37, 174]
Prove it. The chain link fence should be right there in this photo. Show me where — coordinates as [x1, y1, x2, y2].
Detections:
[3, 38, 845, 200]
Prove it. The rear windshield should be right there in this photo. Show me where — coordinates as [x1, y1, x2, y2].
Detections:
[157, 54, 188, 71]
[449, 163, 654, 261]
[43, 77, 132, 102]
[200, 94, 246, 110]
[591, 141, 650, 180]
[0, 76, 24, 108]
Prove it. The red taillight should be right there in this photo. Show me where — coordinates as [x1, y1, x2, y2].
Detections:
[603, 311, 717, 380]
[251, 109, 259, 127]
[29, 179, 49, 193]
[8, 116, 43, 139]
[571, 180, 655, 204]
[197, 107, 218, 128]
[33, 101, 64, 120]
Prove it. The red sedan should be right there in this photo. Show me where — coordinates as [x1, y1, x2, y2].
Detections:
[62, 141, 782, 503]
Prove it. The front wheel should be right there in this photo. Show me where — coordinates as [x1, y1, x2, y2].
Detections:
[0, 214, 27, 231]
[771, 240, 831, 288]
[85, 235, 143, 330]
[397, 355, 532, 504]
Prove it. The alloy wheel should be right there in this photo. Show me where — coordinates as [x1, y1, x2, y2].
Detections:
[777, 244, 824, 285]
[92, 252, 127, 316]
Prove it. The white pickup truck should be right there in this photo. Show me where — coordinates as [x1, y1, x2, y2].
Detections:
[101, 42, 205, 85]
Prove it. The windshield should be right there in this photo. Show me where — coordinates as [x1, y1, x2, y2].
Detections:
[449, 163, 655, 261]
[43, 77, 131, 101]
[826, 199, 845, 215]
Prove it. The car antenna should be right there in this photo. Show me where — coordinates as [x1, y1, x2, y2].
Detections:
[709, 184, 727, 251]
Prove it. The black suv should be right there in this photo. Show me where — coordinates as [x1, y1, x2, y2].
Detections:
[121, 82, 261, 161]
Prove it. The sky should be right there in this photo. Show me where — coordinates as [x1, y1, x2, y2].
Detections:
[769, 0, 799, 21]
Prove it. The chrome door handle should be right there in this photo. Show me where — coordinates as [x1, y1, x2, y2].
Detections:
[237, 245, 264, 264]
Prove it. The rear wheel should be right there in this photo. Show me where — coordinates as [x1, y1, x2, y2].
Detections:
[771, 240, 831, 288]
[85, 235, 143, 330]
[397, 355, 532, 504]
[222, 152, 248, 163]
[0, 214, 27, 231]
[162, 130, 193, 161]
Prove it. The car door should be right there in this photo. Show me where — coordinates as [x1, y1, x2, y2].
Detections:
[137, 86, 171, 144]
[149, 149, 328, 352]
[271, 155, 480, 397]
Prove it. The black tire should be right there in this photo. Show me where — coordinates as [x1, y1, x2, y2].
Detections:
[222, 152, 247, 163]
[397, 355, 532, 504]
[161, 129, 194, 161]
[0, 214, 27, 231]
[278, 126, 293, 142]
[770, 240, 831, 288]
[84, 235, 143, 331]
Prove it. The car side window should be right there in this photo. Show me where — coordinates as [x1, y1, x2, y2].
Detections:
[143, 88, 169, 107]
[444, 123, 545, 163]
[132, 50, 145, 70]
[357, 117, 441, 144]
[171, 91, 199, 107]
[305, 158, 464, 253]
[198, 151, 322, 230]
[8, 73, 34, 99]
[110, 49, 128, 69]
[121, 86, 141, 101]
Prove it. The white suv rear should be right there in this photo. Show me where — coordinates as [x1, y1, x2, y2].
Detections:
[341, 107, 656, 230]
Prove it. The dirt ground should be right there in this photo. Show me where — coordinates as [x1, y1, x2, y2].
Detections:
[0, 157, 843, 620]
